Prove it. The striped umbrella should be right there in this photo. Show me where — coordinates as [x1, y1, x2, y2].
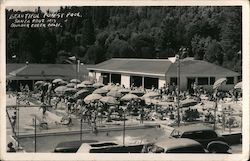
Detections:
[213, 78, 227, 89]
[234, 82, 242, 89]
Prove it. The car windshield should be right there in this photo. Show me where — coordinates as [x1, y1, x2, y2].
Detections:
[170, 129, 182, 138]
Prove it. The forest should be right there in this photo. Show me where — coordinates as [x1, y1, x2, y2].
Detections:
[6, 6, 242, 73]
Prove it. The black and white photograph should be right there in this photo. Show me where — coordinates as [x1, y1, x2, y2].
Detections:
[1, 0, 249, 161]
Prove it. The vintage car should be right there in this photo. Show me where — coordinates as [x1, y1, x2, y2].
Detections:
[169, 125, 231, 153]
[142, 138, 206, 153]
[77, 141, 144, 153]
[54, 140, 98, 153]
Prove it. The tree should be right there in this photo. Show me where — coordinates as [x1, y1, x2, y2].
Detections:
[130, 33, 155, 58]
[106, 38, 135, 58]
[204, 40, 223, 65]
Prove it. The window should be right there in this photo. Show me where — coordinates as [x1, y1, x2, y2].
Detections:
[210, 77, 215, 85]
[226, 77, 234, 85]
[170, 77, 177, 85]
[197, 77, 208, 85]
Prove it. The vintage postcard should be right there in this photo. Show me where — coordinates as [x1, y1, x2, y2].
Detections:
[0, 0, 249, 161]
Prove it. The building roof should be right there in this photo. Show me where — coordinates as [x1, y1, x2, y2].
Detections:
[166, 58, 239, 77]
[88, 58, 240, 77]
[6, 63, 89, 80]
[88, 58, 172, 77]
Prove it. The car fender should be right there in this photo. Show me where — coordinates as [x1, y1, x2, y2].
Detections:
[206, 141, 231, 153]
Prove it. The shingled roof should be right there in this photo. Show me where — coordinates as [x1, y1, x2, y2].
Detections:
[166, 58, 239, 77]
[6, 64, 89, 80]
[88, 58, 240, 77]
[88, 58, 172, 77]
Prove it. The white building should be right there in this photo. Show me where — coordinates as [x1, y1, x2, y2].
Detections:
[88, 58, 240, 91]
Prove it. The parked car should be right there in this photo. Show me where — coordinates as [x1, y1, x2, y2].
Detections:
[77, 141, 144, 153]
[169, 125, 231, 153]
[142, 138, 206, 153]
[54, 140, 98, 153]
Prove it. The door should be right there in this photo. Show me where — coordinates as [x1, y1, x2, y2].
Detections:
[187, 78, 196, 90]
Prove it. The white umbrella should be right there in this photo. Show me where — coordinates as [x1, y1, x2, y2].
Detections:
[35, 81, 45, 86]
[82, 80, 94, 85]
[213, 78, 227, 89]
[110, 86, 122, 91]
[58, 80, 68, 85]
[70, 79, 81, 83]
[180, 99, 198, 107]
[52, 78, 64, 84]
[66, 83, 76, 88]
[93, 88, 109, 94]
[64, 88, 77, 95]
[118, 88, 131, 94]
[100, 96, 119, 105]
[130, 90, 145, 97]
[74, 89, 89, 99]
[84, 94, 102, 103]
[54, 86, 67, 94]
[121, 93, 139, 101]
[107, 90, 122, 98]
[101, 85, 113, 91]
[142, 91, 160, 98]
[76, 84, 86, 89]
[93, 82, 104, 88]
[234, 82, 242, 89]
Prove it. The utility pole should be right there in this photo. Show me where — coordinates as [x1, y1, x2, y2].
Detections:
[34, 116, 37, 153]
[176, 54, 180, 127]
[80, 118, 83, 142]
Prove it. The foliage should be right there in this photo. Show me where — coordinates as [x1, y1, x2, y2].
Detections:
[6, 6, 242, 72]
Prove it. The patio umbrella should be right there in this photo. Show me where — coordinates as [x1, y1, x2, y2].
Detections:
[70, 79, 81, 83]
[54, 86, 67, 94]
[74, 89, 89, 99]
[121, 93, 139, 101]
[34, 81, 45, 86]
[110, 86, 122, 91]
[118, 88, 131, 94]
[66, 83, 76, 88]
[107, 90, 122, 98]
[142, 91, 160, 98]
[93, 88, 108, 94]
[130, 90, 145, 97]
[58, 80, 68, 85]
[93, 82, 104, 88]
[64, 88, 77, 95]
[100, 96, 119, 105]
[76, 83, 86, 89]
[101, 85, 113, 91]
[234, 81, 242, 89]
[180, 99, 198, 108]
[82, 80, 94, 85]
[52, 78, 64, 84]
[84, 93, 102, 104]
[213, 78, 227, 89]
